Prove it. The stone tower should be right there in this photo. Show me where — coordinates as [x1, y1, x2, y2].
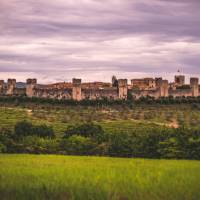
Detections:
[159, 80, 169, 97]
[175, 75, 185, 86]
[155, 77, 163, 88]
[118, 79, 128, 100]
[0, 80, 4, 94]
[72, 78, 82, 101]
[6, 79, 16, 95]
[190, 78, 199, 97]
[26, 79, 37, 97]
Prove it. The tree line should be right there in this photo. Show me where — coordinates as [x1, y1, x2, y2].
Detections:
[1, 96, 200, 107]
[0, 121, 199, 160]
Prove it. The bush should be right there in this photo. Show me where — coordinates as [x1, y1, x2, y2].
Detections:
[0, 142, 7, 153]
[14, 120, 33, 138]
[64, 123, 105, 143]
[14, 121, 55, 139]
[61, 135, 97, 155]
[9, 136, 60, 154]
[32, 124, 55, 139]
[108, 132, 135, 157]
[1, 120, 200, 159]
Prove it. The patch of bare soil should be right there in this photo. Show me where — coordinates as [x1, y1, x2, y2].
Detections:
[168, 119, 179, 128]
[27, 109, 32, 116]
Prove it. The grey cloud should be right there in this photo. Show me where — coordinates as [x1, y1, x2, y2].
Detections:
[0, 0, 200, 82]
[1, 0, 199, 40]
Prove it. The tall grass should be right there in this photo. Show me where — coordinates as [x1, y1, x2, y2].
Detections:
[0, 154, 199, 200]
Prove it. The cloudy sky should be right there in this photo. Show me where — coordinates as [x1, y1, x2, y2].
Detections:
[0, 0, 200, 83]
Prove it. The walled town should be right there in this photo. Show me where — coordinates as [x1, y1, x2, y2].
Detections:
[0, 74, 199, 100]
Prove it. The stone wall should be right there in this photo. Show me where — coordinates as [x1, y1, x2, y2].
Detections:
[169, 89, 192, 97]
[131, 89, 160, 99]
[82, 88, 118, 100]
[33, 88, 72, 99]
[0, 77, 199, 100]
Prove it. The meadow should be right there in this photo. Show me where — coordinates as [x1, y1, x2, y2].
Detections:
[0, 154, 199, 200]
[0, 102, 200, 199]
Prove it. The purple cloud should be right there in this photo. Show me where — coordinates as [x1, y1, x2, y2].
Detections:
[0, 0, 200, 83]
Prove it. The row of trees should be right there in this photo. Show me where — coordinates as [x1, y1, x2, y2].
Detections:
[1, 96, 200, 107]
[0, 121, 199, 159]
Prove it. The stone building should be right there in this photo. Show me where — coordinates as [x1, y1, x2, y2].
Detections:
[131, 78, 156, 90]
[0, 75, 199, 100]
[175, 75, 185, 87]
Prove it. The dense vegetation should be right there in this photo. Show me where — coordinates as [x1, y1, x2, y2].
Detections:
[2, 95, 200, 107]
[0, 120, 199, 159]
[0, 155, 199, 200]
[0, 96, 200, 159]
[0, 97, 200, 199]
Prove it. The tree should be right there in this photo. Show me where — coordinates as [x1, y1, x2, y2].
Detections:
[0, 142, 6, 153]
[14, 120, 33, 138]
[64, 123, 105, 143]
[14, 120, 55, 139]
[32, 124, 55, 139]
[60, 135, 96, 155]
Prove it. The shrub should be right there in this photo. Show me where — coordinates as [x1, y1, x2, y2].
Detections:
[14, 121, 55, 139]
[1, 120, 200, 159]
[11, 136, 60, 154]
[14, 120, 33, 138]
[0, 142, 7, 153]
[60, 135, 97, 155]
[64, 123, 105, 143]
[32, 124, 55, 139]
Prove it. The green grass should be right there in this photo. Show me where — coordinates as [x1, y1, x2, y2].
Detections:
[1, 104, 200, 199]
[0, 154, 199, 200]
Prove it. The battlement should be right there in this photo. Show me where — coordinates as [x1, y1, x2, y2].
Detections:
[0, 74, 199, 100]
[175, 75, 185, 86]
[118, 79, 128, 87]
[0, 80, 4, 87]
[155, 77, 163, 87]
[26, 79, 37, 85]
[161, 80, 169, 87]
[6, 79, 16, 95]
[190, 77, 199, 86]
[72, 78, 81, 86]
[7, 79, 16, 86]
[26, 79, 37, 97]
[0, 80, 4, 93]
[0, 80, 4, 84]
[131, 78, 156, 90]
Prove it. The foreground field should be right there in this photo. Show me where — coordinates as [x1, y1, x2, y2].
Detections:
[0, 155, 199, 200]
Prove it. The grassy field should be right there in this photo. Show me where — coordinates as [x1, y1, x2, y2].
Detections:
[0, 105, 200, 199]
[0, 154, 199, 200]
[1, 103, 200, 135]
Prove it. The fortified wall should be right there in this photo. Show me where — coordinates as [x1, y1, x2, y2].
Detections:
[0, 75, 199, 101]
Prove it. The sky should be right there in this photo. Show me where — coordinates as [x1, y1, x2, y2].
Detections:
[0, 0, 200, 83]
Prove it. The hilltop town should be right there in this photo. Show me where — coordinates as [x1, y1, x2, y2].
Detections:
[0, 74, 199, 101]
